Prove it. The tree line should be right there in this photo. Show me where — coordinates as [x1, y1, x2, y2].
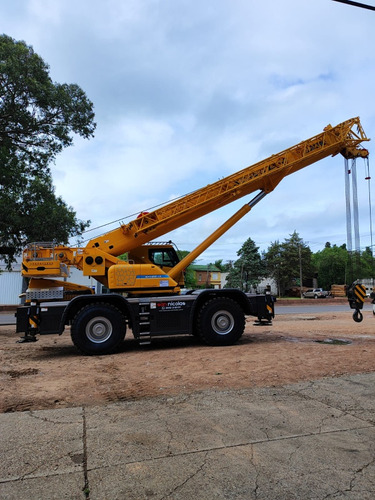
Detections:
[198, 232, 375, 296]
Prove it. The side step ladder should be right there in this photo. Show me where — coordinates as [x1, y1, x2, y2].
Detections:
[138, 301, 152, 345]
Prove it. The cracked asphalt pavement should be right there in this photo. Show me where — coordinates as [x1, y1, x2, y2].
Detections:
[1, 372, 375, 499]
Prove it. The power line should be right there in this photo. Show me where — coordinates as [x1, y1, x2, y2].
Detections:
[332, 0, 375, 11]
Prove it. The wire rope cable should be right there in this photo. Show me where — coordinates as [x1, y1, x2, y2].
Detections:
[76, 188, 201, 245]
[365, 157, 373, 252]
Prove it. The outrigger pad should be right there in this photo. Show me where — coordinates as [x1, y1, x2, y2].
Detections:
[17, 335, 38, 343]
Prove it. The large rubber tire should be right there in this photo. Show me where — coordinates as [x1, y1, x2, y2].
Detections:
[196, 297, 245, 346]
[71, 303, 126, 355]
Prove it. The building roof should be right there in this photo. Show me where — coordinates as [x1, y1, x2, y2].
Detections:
[189, 264, 221, 272]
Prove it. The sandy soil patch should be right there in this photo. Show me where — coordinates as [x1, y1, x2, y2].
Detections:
[1, 309, 375, 412]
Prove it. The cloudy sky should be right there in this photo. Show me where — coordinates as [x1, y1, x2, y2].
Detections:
[2, 0, 375, 263]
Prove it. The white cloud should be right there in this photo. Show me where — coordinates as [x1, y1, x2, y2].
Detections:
[2, 0, 375, 264]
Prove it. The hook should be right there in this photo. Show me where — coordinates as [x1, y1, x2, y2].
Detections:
[353, 309, 363, 323]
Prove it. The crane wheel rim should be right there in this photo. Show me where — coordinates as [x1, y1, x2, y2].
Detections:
[211, 310, 234, 335]
[85, 316, 113, 343]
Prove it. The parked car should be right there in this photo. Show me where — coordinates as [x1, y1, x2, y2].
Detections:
[303, 288, 330, 299]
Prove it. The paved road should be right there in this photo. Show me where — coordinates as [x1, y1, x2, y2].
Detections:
[276, 302, 373, 314]
[1, 372, 375, 499]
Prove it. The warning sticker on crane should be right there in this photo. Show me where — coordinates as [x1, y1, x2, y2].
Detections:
[353, 284, 366, 303]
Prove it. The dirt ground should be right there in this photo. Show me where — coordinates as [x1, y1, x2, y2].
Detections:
[1, 307, 375, 413]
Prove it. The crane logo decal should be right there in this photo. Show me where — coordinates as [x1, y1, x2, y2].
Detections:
[155, 301, 186, 312]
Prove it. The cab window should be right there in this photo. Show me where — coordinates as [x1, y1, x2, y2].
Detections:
[149, 249, 179, 268]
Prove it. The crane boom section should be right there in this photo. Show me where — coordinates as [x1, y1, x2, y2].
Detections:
[89, 117, 369, 257]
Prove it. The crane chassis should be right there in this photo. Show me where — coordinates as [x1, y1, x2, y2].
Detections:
[16, 289, 274, 355]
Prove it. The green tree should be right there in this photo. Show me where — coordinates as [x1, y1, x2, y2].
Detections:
[176, 249, 197, 288]
[213, 259, 225, 271]
[263, 240, 284, 295]
[0, 174, 88, 256]
[0, 34, 96, 264]
[264, 231, 312, 296]
[225, 237, 264, 291]
[311, 244, 349, 289]
[300, 243, 374, 290]
[359, 247, 375, 280]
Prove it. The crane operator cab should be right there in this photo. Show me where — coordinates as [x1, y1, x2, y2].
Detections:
[129, 242, 179, 269]
[121, 241, 185, 293]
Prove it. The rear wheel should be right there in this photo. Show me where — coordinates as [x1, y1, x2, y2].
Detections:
[71, 303, 126, 355]
[196, 297, 245, 346]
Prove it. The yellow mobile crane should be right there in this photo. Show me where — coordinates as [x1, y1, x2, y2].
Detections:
[16, 117, 369, 354]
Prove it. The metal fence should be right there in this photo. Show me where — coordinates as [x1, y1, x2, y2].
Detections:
[0, 270, 23, 305]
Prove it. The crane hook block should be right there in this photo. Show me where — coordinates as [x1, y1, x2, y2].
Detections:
[348, 283, 366, 323]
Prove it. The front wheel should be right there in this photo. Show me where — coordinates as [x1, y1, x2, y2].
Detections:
[196, 297, 245, 346]
[71, 303, 126, 355]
